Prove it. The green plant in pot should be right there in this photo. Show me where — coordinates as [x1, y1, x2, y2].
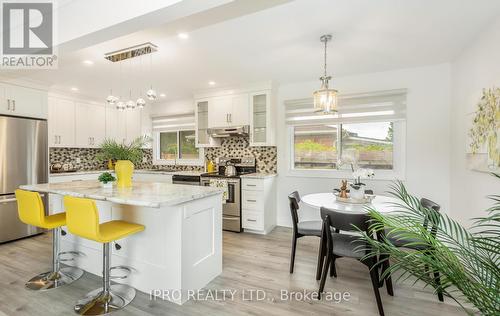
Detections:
[98, 172, 116, 188]
[96, 137, 149, 188]
[357, 177, 499, 315]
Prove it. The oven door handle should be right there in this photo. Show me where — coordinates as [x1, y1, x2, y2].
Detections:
[222, 216, 239, 221]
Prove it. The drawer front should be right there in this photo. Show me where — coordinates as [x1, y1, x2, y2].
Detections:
[242, 210, 264, 230]
[223, 216, 241, 232]
[242, 178, 263, 191]
[242, 190, 264, 211]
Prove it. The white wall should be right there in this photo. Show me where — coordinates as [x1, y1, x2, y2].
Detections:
[276, 64, 452, 226]
[450, 17, 500, 226]
[150, 99, 194, 117]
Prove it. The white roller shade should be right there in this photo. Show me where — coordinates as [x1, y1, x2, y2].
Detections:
[285, 89, 406, 126]
[152, 113, 195, 132]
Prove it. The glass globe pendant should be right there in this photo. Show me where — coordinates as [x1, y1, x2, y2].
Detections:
[146, 87, 157, 101]
[126, 89, 135, 109]
[313, 34, 338, 114]
[136, 97, 146, 109]
[116, 100, 125, 111]
[126, 100, 135, 109]
[106, 94, 117, 106]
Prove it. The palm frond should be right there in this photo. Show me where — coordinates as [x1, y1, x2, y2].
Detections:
[360, 178, 500, 315]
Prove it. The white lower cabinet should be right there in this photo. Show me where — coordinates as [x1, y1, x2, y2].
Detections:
[241, 176, 276, 234]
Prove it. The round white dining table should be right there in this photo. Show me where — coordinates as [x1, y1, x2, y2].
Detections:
[301, 193, 399, 214]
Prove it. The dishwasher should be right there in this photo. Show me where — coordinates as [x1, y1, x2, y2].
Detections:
[171, 175, 201, 185]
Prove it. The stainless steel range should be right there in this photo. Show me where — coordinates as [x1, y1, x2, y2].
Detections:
[200, 157, 256, 232]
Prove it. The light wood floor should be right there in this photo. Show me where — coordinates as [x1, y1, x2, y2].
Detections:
[0, 227, 465, 316]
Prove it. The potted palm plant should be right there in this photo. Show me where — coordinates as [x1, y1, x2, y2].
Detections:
[96, 137, 149, 188]
[358, 176, 499, 315]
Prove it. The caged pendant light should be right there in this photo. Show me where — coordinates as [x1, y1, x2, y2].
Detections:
[313, 34, 338, 114]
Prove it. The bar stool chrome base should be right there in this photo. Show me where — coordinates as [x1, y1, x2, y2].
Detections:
[74, 284, 136, 315]
[25, 266, 84, 291]
[25, 227, 84, 291]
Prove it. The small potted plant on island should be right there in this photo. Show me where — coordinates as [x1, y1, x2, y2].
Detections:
[96, 137, 149, 188]
[98, 172, 116, 188]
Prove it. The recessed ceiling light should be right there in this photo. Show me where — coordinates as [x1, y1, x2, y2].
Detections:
[208, 81, 216, 86]
[159, 93, 166, 98]
[71, 87, 79, 92]
[177, 32, 189, 39]
[82, 60, 94, 65]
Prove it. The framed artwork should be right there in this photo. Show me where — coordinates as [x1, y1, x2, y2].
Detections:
[466, 87, 500, 173]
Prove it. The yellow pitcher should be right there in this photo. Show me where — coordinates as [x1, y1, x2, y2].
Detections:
[115, 160, 134, 187]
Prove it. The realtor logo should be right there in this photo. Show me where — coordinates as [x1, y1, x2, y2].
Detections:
[1, 0, 57, 69]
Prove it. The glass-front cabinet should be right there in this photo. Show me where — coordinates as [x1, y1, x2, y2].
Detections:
[250, 91, 274, 146]
[195, 99, 220, 147]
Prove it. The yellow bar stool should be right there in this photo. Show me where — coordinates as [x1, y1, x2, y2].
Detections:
[15, 189, 84, 290]
[63, 196, 145, 316]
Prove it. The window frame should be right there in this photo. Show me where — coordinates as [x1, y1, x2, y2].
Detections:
[153, 129, 204, 166]
[287, 121, 406, 180]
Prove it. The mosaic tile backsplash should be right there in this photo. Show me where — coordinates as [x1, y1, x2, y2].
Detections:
[49, 137, 277, 173]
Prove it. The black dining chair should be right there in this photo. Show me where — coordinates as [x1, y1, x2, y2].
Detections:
[314, 189, 374, 281]
[288, 191, 323, 274]
[381, 197, 444, 302]
[318, 207, 389, 316]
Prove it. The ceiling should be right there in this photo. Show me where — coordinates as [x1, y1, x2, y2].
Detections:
[4, 0, 500, 102]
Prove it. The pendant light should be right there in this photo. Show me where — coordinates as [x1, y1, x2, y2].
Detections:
[106, 61, 117, 105]
[146, 53, 157, 100]
[116, 62, 126, 110]
[136, 55, 146, 109]
[126, 89, 135, 109]
[313, 34, 338, 113]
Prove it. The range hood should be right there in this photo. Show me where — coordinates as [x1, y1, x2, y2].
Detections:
[207, 125, 249, 138]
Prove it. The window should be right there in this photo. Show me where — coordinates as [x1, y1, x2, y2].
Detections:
[155, 130, 202, 165]
[292, 122, 394, 170]
[285, 89, 406, 178]
[152, 113, 204, 166]
[294, 125, 338, 169]
[341, 122, 393, 169]
[160, 132, 177, 160]
[179, 130, 198, 159]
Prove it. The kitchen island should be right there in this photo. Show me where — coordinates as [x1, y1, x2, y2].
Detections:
[20, 181, 223, 305]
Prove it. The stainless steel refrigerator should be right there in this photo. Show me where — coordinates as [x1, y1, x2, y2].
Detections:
[0, 115, 48, 243]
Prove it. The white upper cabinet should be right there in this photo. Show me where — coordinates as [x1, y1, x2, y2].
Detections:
[75, 102, 105, 147]
[207, 94, 249, 128]
[207, 96, 232, 128]
[194, 82, 275, 147]
[0, 83, 47, 119]
[195, 99, 220, 148]
[230, 94, 250, 126]
[48, 97, 75, 147]
[249, 90, 275, 146]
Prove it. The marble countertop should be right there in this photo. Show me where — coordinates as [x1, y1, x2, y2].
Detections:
[240, 173, 277, 179]
[49, 169, 204, 177]
[20, 180, 223, 208]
